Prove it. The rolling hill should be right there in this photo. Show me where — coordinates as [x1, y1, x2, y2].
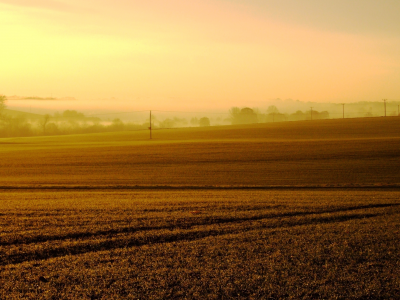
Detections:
[1, 116, 399, 188]
[2, 108, 43, 120]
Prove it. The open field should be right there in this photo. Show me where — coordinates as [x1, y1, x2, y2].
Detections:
[1, 117, 400, 298]
[1, 189, 399, 299]
[0, 117, 400, 188]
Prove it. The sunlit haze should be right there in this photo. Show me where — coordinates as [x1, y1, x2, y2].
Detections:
[1, 0, 399, 110]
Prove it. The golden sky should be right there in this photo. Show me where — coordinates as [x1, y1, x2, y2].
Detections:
[1, 0, 399, 109]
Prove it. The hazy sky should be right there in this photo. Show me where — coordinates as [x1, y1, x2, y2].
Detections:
[1, 0, 399, 109]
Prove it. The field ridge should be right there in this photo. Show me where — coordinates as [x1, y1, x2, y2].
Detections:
[1, 184, 400, 190]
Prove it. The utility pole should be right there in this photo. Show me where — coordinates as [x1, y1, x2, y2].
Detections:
[310, 107, 313, 120]
[341, 103, 345, 119]
[383, 99, 387, 117]
[149, 110, 152, 139]
[398, 105, 399, 116]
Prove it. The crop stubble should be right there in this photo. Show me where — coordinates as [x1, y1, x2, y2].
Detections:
[0, 117, 399, 188]
[0, 189, 399, 299]
[1, 117, 400, 298]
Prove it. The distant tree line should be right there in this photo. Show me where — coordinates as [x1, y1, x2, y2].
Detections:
[0, 97, 212, 138]
[228, 106, 330, 125]
[0, 98, 150, 137]
[2, 94, 397, 138]
[190, 117, 211, 127]
[149, 116, 210, 129]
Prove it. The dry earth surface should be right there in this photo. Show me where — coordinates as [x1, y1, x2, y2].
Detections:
[0, 117, 399, 188]
[1, 117, 400, 299]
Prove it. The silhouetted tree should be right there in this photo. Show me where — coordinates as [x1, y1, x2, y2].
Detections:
[0, 95, 5, 114]
[159, 118, 175, 128]
[305, 110, 330, 120]
[0, 95, 6, 129]
[46, 122, 59, 135]
[199, 117, 210, 127]
[190, 117, 199, 126]
[266, 105, 282, 122]
[39, 114, 51, 134]
[110, 118, 124, 131]
[229, 107, 240, 124]
[289, 110, 306, 121]
[318, 111, 330, 119]
[230, 107, 258, 124]
[0, 115, 33, 137]
[62, 110, 85, 119]
[266, 105, 279, 114]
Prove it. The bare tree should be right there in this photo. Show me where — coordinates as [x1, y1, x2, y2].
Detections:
[229, 107, 240, 124]
[39, 114, 51, 134]
[0, 95, 6, 128]
[266, 105, 279, 114]
[0, 95, 5, 115]
[266, 105, 280, 122]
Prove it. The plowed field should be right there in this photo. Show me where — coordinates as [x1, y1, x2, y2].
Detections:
[1, 117, 400, 299]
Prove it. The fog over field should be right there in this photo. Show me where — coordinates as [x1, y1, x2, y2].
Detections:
[5, 96, 400, 119]
[1, 102, 400, 298]
[2, 0, 400, 298]
[2, 94, 400, 138]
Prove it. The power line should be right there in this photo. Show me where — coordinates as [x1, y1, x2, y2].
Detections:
[341, 103, 345, 119]
[149, 110, 152, 140]
[383, 99, 387, 117]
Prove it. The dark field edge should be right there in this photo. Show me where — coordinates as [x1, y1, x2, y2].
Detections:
[1, 184, 400, 191]
[0, 213, 383, 267]
[1, 203, 398, 247]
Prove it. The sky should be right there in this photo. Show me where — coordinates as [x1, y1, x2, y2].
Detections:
[1, 0, 399, 110]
